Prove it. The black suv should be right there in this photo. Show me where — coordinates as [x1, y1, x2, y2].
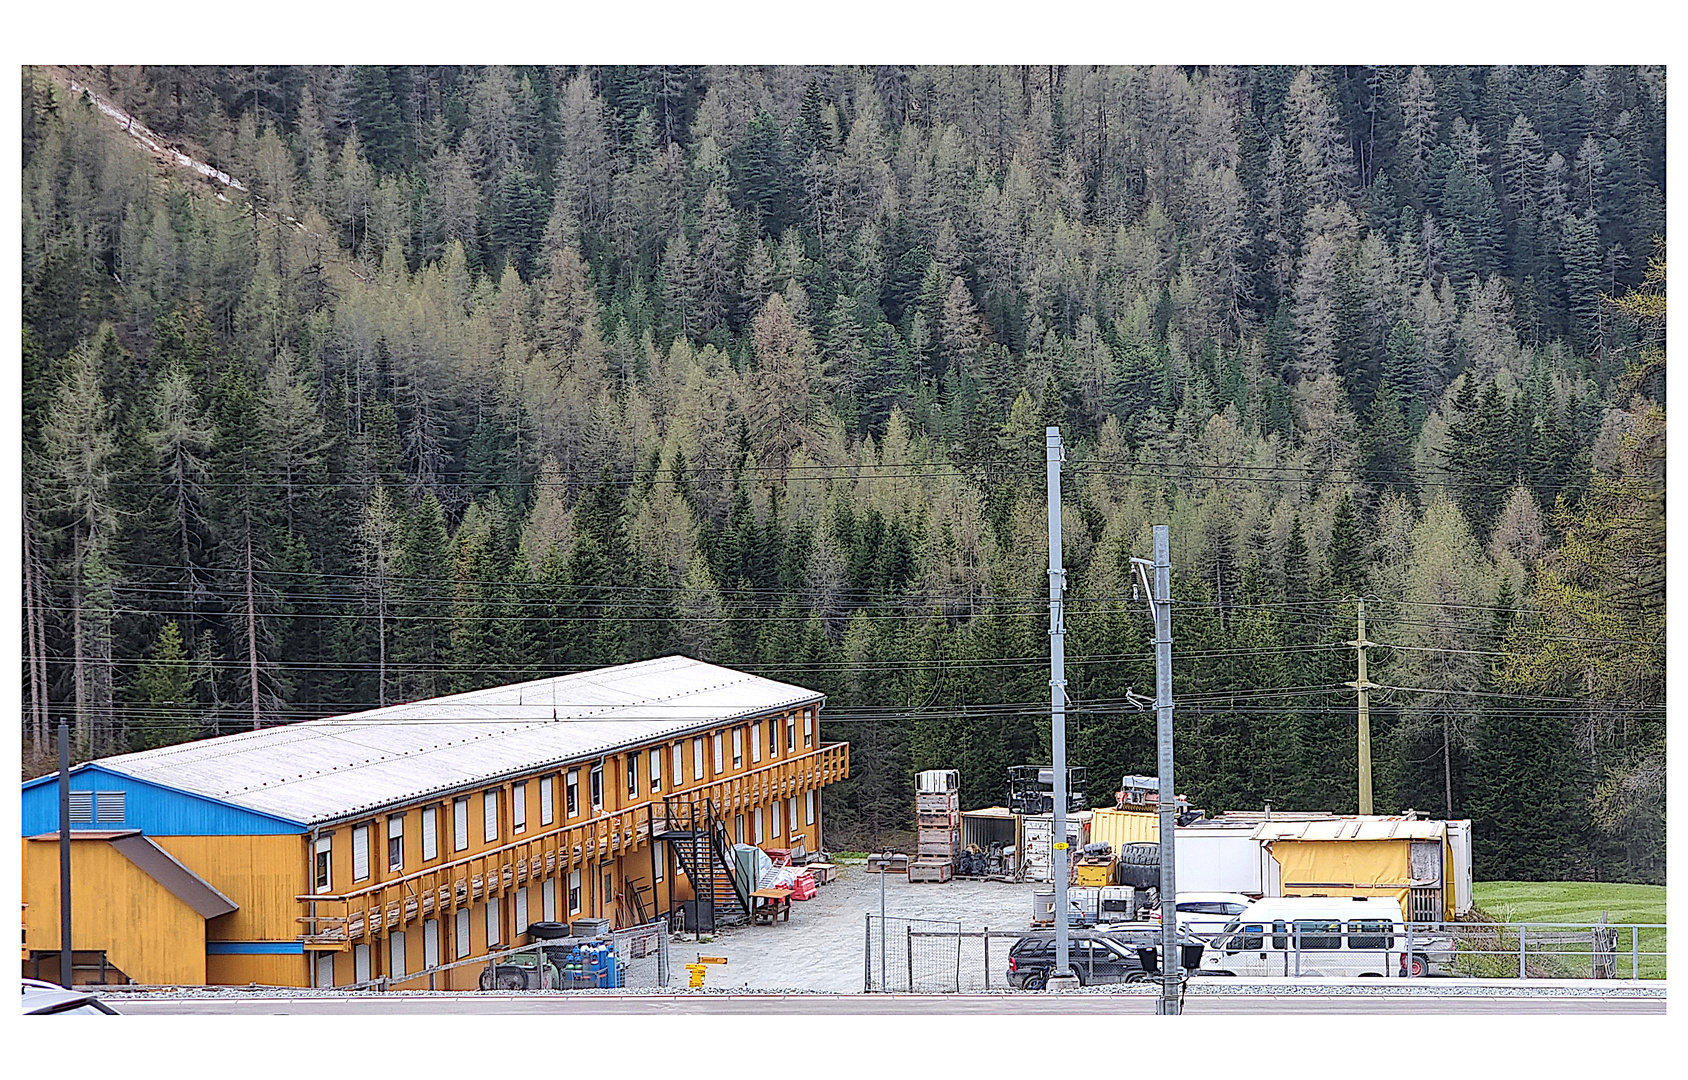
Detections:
[1005, 930, 1160, 990]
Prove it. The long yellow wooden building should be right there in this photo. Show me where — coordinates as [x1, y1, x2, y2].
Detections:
[21, 657, 848, 988]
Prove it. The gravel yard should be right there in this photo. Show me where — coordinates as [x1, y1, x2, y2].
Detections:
[676, 865, 1053, 992]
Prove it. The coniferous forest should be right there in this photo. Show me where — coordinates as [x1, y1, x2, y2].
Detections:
[20, 65, 1664, 882]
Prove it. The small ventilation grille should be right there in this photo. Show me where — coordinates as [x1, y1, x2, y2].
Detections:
[95, 791, 126, 822]
[68, 792, 94, 823]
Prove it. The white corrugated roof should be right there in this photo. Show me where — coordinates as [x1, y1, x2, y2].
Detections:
[97, 656, 822, 826]
[1253, 818, 1448, 842]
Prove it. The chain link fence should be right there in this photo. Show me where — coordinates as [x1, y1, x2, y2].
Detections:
[863, 916, 1665, 992]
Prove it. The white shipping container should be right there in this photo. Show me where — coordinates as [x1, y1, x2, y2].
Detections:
[1172, 828, 1265, 895]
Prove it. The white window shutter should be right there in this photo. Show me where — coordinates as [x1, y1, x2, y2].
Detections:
[515, 887, 529, 935]
[543, 879, 557, 922]
[773, 800, 782, 836]
[486, 898, 502, 947]
[354, 943, 371, 984]
[483, 790, 499, 843]
[454, 798, 469, 851]
[513, 783, 526, 830]
[541, 777, 554, 825]
[423, 920, 439, 970]
[352, 825, 370, 881]
[316, 952, 335, 988]
[455, 909, 471, 959]
[806, 791, 815, 824]
[389, 931, 407, 979]
[422, 807, 438, 860]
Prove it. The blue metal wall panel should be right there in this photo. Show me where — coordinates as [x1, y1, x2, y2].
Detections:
[21, 765, 305, 836]
[205, 941, 305, 955]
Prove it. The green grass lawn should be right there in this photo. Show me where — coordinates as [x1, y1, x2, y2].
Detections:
[1470, 881, 1666, 979]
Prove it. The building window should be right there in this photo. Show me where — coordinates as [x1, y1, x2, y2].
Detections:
[566, 771, 579, 817]
[789, 797, 799, 838]
[68, 792, 93, 823]
[352, 824, 371, 882]
[422, 806, 438, 861]
[806, 791, 815, 825]
[423, 920, 440, 970]
[540, 776, 555, 826]
[735, 814, 745, 844]
[455, 909, 471, 959]
[353, 943, 371, 984]
[387, 814, 404, 873]
[804, 708, 813, 748]
[650, 748, 662, 792]
[654, 841, 664, 882]
[389, 931, 407, 979]
[315, 952, 334, 988]
[95, 791, 126, 823]
[626, 753, 639, 797]
[754, 807, 764, 844]
[768, 718, 778, 758]
[732, 728, 743, 769]
[513, 782, 527, 832]
[752, 723, 762, 763]
[543, 879, 557, 922]
[603, 869, 613, 912]
[671, 744, 683, 789]
[453, 797, 470, 851]
[515, 887, 529, 936]
[711, 734, 723, 776]
[314, 836, 332, 894]
[772, 800, 781, 837]
[483, 790, 499, 843]
[568, 870, 582, 915]
[786, 715, 796, 753]
[486, 898, 502, 948]
[590, 764, 603, 809]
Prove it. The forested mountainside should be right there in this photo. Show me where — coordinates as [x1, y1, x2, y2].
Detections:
[20, 65, 1664, 881]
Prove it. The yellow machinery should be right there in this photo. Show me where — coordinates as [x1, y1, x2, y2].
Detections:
[1073, 854, 1117, 887]
[685, 954, 727, 987]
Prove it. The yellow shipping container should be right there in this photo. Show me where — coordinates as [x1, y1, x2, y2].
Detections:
[1090, 808, 1160, 849]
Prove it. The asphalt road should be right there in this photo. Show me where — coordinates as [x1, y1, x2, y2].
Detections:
[111, 993, 1663, 1015]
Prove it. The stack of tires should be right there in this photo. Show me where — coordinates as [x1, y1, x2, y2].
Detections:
[1115, 843, 1162, 891]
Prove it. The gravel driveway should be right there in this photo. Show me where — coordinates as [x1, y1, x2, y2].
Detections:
[675, 866, 1052, 992]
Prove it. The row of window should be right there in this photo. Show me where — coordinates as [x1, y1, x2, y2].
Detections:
[1227, 919, 1398, 951]
[312, 712, 820, 894]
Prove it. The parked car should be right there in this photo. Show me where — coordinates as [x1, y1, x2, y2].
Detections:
[1197, 896, 1456, 978]
[1005, 929, 1162, 990]
[1150, 892, 1255, 939]
[21, 978, 120, 1015]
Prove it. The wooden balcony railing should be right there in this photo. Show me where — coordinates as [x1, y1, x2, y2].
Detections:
[295, 741, 848, 948]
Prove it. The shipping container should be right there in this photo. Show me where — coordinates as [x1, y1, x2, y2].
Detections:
[1174, 827, 1267, 895]
[1022, 813, 1092, 882]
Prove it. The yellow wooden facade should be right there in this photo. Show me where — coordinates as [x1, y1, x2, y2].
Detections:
[243, 708, 843, 987]
[21, 837, 209, 986]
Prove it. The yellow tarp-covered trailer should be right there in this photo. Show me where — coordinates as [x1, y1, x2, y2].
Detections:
[1255, 819, 1456, 922]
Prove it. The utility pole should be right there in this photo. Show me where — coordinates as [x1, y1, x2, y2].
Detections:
[58, 720, 73, 989]
[1150, 525, 1180, 1014]
[1347, 599, 1376, 816]
[1045, 427, 1076, 988]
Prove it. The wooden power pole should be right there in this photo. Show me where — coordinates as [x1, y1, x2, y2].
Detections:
[1347, 599, 1376, 815]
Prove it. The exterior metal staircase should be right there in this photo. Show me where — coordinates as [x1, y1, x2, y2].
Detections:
[656, 797, 750, 931]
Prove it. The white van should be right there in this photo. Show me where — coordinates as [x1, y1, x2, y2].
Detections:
[1199, 896, 1450, 978]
